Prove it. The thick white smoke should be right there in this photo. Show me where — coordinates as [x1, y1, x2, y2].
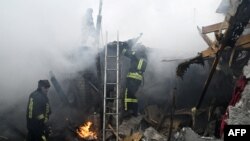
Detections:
[0, 0, 224, 102]
[0, 0, 99, 104]
[0, 1, 226, 136]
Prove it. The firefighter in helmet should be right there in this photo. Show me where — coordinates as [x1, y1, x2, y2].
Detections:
[26, 80, 52, 141]
[122, 44, 147, 117]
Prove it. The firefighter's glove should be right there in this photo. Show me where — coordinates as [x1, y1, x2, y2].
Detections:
[122, 41, 132, 51]
[191, 107, 197, 115]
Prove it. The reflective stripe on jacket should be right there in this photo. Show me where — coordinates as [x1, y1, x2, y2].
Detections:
[127, 72, 142, 81]
[27, 90, 51, 123]
[124, 88, 138, 111]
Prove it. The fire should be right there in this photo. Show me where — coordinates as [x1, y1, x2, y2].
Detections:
[77, 121, 97, 140]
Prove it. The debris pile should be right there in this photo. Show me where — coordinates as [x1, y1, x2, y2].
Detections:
[174, 128, 222, 141]
[228, 60, 250, 125]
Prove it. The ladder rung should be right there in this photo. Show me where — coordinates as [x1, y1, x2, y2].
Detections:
[106, 69, 117, 71]
[106, 83, 117, 85]
[106, 97, 119, 100]
[105, 113, 119, 115]
[107, 56, 117, 58]
[104, 96, 121, 98]
[105, 129, 113, 131]
[105, 129, 118, 132]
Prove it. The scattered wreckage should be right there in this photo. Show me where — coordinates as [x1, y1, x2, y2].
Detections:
[176, 0, 250, 123]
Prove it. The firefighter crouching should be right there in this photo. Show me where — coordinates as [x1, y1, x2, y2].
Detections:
[26, 80, 52, 141]
[122, 44, 147, 117]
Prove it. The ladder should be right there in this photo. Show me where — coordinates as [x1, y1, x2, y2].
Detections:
[103, 32, 120, 141]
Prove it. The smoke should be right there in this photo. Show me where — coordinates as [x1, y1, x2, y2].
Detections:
[0, 0, 224, 100]
[102, 0, 223, 55]
[0, 0, 98, 137]
[0, 0, 227, 139]
[102, 0, 226, 110]
[0, 0, 97, 103]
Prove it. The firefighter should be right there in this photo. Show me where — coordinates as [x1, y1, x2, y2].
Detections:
[26, 80, 52, 141]
[122, 44, 147, 117]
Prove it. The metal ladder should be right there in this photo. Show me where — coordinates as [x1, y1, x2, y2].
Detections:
[103, 32, 120, 141]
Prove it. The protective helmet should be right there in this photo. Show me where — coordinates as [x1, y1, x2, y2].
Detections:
[38, 80, 50, 88]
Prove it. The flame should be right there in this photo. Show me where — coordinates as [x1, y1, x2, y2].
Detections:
[77, 121, 97, 140]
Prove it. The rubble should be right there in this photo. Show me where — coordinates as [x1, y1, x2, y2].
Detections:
[144, 105, 163, 126]
[143, 127, 167, 141]
[174, 128, 222, 141]
[228, 60, 250, 125]
[118, 115, 143, 137]
[123, 132, 142, 141]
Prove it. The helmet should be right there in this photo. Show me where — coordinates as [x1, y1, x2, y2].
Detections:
[38, 80, 50, 88]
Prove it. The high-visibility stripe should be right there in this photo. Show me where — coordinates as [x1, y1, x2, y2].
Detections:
[125, 98, 138, 103]
[137, 59, 144, 70]
[124, 88, 138, 111]
[45, 103, 49, 123]
[127, 72, 142, 80]
[28, 98, 33, 118]
[41, 135, 47, 141]
[124, 88, 128, 111]
[37, 114, 45, 120]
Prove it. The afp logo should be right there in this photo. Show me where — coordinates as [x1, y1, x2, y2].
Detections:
[228, 129, 246, 136]
[224, 125, 250, 141]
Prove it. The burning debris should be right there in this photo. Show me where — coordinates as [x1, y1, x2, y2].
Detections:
[77, 121, 98, 140]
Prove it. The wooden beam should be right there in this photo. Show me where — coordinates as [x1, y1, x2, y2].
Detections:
[239, 43, 250, 49]
[202, 22, 250, 34]
[197, 26, 213, 47]
[236, 34, 250, 46]
[202, 22, 229, 34]
[201, 47, 218, 58]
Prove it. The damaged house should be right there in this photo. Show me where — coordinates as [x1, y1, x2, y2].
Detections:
[0, 0, 250, 141]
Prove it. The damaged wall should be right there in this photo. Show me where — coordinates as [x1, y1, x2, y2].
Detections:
[138, 50, 234, 110]
[228, 60, 250, 125]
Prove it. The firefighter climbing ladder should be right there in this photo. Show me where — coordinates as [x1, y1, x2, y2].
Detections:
[103, 32, 120, 141]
